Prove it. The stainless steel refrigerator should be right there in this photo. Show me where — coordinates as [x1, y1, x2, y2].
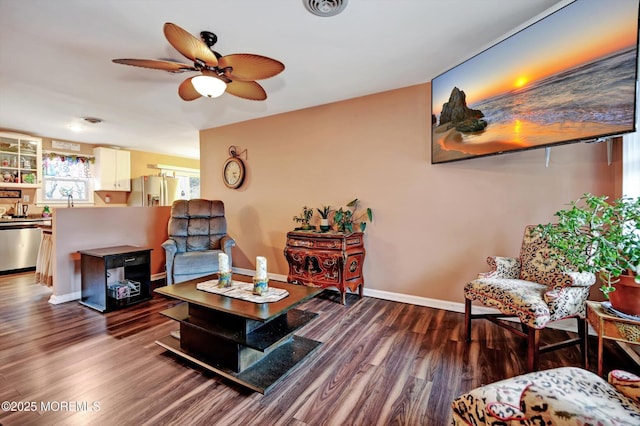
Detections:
[127, 175, 181, 206]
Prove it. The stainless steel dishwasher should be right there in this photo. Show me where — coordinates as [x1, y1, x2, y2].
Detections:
[0, 219, 50, 273]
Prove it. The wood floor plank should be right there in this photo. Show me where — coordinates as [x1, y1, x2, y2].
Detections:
[1, 272, 639, 425]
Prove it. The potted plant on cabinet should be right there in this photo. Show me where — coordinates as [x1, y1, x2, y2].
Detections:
[317, 205, 332, 232]
[537, 193, 640, 316]
[334, 198, 373, 233]
[293, 206, 314, 230]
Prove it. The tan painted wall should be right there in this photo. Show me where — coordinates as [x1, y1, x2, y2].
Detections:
[200, 83, 618, 303]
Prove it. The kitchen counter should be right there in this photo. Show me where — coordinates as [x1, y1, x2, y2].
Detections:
[0, 217, 51, 227]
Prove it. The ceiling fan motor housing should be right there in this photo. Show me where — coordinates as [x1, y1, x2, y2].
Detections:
[200, 31, 217, 47]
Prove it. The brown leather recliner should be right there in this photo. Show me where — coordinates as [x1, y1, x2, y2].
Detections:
[161, 199, 235, 285]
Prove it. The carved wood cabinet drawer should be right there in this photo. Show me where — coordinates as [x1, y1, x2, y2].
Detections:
[284, 231, 365, 305]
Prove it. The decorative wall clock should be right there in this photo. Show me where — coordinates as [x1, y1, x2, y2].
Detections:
[222, 156, 245, 189]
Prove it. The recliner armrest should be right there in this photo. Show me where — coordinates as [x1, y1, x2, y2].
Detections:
[478, 256, 521, 279]
[221, 235, 236, 251]
[161, 239, 177, 256]
[161, 239, 178, 285]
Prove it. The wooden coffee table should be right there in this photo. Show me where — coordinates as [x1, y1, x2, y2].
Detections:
[155, 274, 323, 394]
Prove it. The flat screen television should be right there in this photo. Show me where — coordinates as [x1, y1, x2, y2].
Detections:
[431, 0, 639, 164]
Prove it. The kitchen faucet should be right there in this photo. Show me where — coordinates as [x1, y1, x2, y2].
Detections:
[67, 193, 74, 208]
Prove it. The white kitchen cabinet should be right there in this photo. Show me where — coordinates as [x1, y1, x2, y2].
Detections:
[93, 147, 131, 191]
[0, 132, 42, 188]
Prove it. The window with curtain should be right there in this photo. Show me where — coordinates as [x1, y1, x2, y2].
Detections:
[39, 152, 94, 204]
[176, 175, 200, 199]
[623, 132, 640, 199]
[623, 83, 640, 199]
[156, 165, 200, 200]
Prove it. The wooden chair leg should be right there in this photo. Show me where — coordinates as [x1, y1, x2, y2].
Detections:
[579, 316, 588, 368]
[527, 328, 540, 372]
[464, 298, 472, 343]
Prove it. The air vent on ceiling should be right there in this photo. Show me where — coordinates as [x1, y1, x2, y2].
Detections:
[304, 0, 348, 17]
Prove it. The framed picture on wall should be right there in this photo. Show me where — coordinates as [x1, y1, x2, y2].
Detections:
[0, 189, 21, 198]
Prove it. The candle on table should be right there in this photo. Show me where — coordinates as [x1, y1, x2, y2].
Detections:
[256, 256, 267, 279]
[218, 253, 230, 273]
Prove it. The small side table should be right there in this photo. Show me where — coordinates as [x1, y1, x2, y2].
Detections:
[79, 245, 152, 312]
[585, 300, 640, 376]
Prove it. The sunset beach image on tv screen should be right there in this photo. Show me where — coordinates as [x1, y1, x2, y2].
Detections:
[431, 0, 639, 164]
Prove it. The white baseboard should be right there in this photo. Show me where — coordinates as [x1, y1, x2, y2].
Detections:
[48, 267, 591, 335]
[362, 287, 590, 334]
[151, 272, 166, 281]
[49, 291, 81, 305]
[236, 267, 586, 333]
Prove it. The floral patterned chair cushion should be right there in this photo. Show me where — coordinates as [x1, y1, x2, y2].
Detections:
[465, 226, 595, 329]
[451, 367, 640, 425]
[610, 370, 640, 405]
[464, 226, 596, 372]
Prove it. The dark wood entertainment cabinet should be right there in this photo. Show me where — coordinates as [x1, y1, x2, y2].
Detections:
[284, 230, 365, 304]
[79, 245, 152, 312]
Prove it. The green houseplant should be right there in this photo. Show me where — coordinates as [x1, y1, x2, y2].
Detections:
[317, 205, 332, 232]
[334, 198, 373, 233]
[537, 193, 640, 315]
[293, 206, 314, 230]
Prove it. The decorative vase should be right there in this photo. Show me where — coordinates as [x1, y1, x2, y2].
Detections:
[320, 218, 330, 232]
[253, 277, 269, 295]
[218, 271, 232, 288]
[607, 274, 640, 316]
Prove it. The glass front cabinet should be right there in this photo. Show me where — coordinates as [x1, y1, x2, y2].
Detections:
[0, 132, 42, 188]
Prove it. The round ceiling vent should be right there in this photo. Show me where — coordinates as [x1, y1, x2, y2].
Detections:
[304, 0, 348, 17]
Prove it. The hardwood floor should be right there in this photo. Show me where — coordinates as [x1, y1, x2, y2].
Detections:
[1, 272, 638, 426]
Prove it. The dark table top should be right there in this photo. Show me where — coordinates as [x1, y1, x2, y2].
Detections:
[155, 274, 323, 322]
[77, 245, 153, 257]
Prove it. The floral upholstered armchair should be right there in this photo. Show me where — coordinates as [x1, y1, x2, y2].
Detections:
[451, 367, 640, 425]
[162, 199, 235, 285]
[464, 225, 596, 371]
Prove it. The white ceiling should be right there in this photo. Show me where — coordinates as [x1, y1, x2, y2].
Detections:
[0, 0, 564, 159]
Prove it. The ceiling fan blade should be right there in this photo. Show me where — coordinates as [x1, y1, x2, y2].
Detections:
[163, 22, 218, 67]
[178, 77, 203, 101]
[226, 80, 267, 101]
[112, 58, 194, 72]
[218, 54, 285, 81]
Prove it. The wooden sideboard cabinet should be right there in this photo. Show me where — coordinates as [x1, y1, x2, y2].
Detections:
[284, 231, 365, 304]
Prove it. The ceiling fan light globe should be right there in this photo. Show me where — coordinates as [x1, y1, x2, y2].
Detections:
[191, 75, 226, 98]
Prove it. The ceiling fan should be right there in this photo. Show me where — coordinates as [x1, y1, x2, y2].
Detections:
[112, 22, 285, 101]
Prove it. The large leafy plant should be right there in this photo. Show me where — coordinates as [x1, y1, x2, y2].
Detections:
[537, 193, 640, 296]
[334, 198, 373, 233]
